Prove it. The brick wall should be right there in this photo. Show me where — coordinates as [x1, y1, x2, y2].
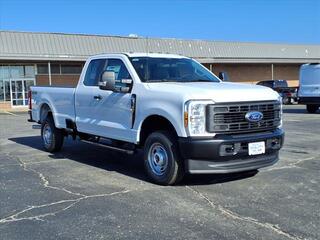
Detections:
[36, 74, 80, 87]
[273, 64, 300, 87]
[204, 63, 300, 87]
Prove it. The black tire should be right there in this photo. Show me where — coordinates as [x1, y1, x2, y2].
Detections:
[306, 104, 318, 113]
[41, 116, 64, 152]
[282, 97, 290, 105]
[143, 131, 184, 185]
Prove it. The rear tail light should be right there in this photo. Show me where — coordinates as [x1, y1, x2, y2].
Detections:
[28, 90, 32, 110]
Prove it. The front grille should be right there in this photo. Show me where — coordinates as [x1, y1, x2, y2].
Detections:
[206, 101, 281, 133]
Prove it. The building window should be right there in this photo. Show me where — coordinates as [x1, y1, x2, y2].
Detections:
[10, 66, 24, 78]
[51, 64, 61, 74]
[37, 64, 48, 74]
[25, 65, 35, 77]
[0, 65, 36, 103]
[0, 66, 10, 79]
[37, 64, 61, 74]
[61, 64, 82, 74]
[37, 63, 82, 74]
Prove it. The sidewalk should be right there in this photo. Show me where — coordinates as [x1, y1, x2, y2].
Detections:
[0, 108, 28, 115]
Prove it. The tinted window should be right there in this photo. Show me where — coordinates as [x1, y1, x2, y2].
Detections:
[274, 80, 288, 88]
[104, 59, 132, 89]
[258, 81, 272, 88]
[83, 59, 106, 86]
[129, 57, 220, 83]
[51, 64, 60, 74]
[105, 59, 131, 79]
[37, 64, 48, 74]
[61, 64, 82, 74]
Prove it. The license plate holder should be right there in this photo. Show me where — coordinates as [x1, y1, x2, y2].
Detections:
[248, 141, 265, 155]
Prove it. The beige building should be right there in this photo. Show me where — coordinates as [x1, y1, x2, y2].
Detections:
[1, 30, 319, 110]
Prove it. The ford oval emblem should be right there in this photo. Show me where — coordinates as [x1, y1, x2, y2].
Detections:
[245, 111, 263, 122]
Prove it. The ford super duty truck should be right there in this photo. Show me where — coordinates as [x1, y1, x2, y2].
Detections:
[28, 53, 284, 185]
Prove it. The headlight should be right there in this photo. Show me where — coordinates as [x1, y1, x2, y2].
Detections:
[184, 100, 213, 136]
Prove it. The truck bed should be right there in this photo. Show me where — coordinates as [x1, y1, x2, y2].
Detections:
[31, 86, 76, 129]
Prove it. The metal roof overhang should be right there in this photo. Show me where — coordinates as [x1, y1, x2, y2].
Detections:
[0, 54, 319, 64]
[197, 58, 320, 64]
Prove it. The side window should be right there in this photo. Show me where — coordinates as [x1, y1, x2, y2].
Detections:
[105, 59, 132, 89]
[83, 59, 106, 86]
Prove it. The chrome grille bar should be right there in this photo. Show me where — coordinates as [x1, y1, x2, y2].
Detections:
[206, 101, 281, 133]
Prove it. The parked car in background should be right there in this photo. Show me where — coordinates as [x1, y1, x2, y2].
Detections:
[28, 53, 284, 185]
[256, 80, 297, 104]
[298, 63, 320, 113]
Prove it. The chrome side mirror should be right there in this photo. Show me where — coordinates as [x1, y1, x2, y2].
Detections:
[99, 71, 116, 91]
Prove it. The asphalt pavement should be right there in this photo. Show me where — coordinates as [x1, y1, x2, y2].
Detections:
[0, 105, 319, 240]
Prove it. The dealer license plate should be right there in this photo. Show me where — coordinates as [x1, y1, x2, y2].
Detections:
[248, 141, 265, 155]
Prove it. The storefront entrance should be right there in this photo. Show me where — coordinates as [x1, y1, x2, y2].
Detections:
[10, 79, 35, 106]
[0, 65, 35, 108]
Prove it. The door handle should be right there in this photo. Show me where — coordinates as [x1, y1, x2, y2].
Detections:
[93, 95, 102, 100]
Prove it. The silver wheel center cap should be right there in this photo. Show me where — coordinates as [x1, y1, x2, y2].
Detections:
[154, 153, 164, 166]
[148, 143, 169, 176]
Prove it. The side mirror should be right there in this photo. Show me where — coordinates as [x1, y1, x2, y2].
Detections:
[219, 72, 230, 81]
[115, 79, 133, 93]
[99, 71, 116, 91]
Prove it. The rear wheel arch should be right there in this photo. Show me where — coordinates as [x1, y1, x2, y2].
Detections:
[39, 103, 53, 123]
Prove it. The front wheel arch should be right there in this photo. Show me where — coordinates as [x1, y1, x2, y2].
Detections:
[139, 115, 179, 146]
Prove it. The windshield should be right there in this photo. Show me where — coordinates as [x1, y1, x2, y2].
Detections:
[129, 57, 221, 83]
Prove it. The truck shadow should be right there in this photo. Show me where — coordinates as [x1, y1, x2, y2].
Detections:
[9, 136, 258, 186]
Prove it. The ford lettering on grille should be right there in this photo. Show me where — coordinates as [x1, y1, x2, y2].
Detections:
[245, 111, 264, 122]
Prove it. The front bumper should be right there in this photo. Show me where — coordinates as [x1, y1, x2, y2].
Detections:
[178, 128, 284, 174]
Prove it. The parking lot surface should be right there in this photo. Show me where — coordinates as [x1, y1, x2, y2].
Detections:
[0, 105, 319, 240]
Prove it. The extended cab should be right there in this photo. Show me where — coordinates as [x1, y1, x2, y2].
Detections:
[28, 53, 284, 185]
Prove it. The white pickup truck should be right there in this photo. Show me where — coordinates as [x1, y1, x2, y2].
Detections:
[28, 53, 284, 185]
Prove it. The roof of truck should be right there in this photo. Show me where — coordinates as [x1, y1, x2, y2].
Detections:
[301, 63, 320, 70]
[124, 52, 188, 58]
[89, 52, 188, 59]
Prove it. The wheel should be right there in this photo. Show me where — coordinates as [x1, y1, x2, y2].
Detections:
[143, 131, 184, 185]
[41, 116, 64, 152]
[306, 104, 318, 113]
[282, 97, 290, 105]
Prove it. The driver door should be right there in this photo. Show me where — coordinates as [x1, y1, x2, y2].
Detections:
[76, 58, 135, 142]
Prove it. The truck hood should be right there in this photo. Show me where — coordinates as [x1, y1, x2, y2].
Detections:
[146, 81, 279, 103]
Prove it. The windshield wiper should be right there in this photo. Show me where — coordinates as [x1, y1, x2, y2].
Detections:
[147, 79, 176, 83]
[186, 79, 216, 82]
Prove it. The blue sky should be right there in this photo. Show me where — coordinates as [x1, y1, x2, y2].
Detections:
[0, 0, 319, 44]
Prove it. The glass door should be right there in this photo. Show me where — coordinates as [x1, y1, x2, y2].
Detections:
[10, 79, 35, 107]
[10, 80, 24, 106]
[0, 65, 36, 107]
